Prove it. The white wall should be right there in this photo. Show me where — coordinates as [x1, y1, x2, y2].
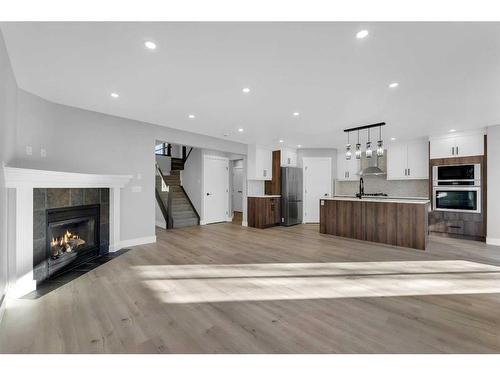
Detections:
[181, 147, 203, 217]
[155, 199, 166, 228]
[155, 154, 171, 176]
[487, 125, 500, 245]
[0, 30, 18, 313]
[10, 90, 246, 244]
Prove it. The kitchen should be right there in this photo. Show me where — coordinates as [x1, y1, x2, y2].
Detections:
[246, 124, 487, 251]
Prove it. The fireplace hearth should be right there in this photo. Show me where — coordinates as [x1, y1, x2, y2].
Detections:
[46, 205, 100, 278]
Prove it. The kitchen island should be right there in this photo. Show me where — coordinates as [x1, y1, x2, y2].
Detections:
[320, 197, 430, 250]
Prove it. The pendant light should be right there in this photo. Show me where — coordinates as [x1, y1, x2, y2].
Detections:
[376, 125, 384, 157]
[355, 130, 362, 159]
[366, 128, 373, 158]
[345, 132, 352, 160]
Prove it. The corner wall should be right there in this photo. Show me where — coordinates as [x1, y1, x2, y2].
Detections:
[11, 90, 246, 243]
[0, 29, 18, 314]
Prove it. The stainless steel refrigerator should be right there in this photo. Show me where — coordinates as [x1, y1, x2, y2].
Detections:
[281, 167, 303, 226]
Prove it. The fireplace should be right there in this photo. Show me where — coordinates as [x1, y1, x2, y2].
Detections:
[46, 205, 100, 278]
[33, 188, 110, 283]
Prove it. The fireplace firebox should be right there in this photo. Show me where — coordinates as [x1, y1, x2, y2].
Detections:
[46, 205, 100, 278]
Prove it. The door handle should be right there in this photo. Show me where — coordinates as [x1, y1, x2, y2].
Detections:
[206, 192, 211, 196]
[237, 190, 242, 193]
[324, 193, 328, 197]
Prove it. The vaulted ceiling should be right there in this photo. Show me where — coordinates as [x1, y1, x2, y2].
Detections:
[2, 22, 500, 149]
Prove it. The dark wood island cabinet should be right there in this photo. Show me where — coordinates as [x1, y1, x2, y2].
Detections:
[248, 195, 281, 228]
[320, 197, 430, 250]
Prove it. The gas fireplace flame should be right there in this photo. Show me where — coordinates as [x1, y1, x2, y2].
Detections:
[50, 229, 85, 259]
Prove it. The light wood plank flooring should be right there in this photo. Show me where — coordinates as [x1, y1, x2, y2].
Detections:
[1, 223, 500, 353]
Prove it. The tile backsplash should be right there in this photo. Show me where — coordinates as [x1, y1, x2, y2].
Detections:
[335, 175, 429, 198]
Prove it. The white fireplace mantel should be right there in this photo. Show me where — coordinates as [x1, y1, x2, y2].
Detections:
[4, 166, 132, 189]
[3, 166, 133, 298]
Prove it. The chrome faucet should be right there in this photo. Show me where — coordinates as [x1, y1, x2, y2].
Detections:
[356, 177, 364, 199]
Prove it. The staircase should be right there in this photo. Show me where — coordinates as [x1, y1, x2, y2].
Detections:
[156, 168, 199, 229]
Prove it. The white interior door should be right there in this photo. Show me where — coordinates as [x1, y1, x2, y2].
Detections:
[204, 156, 229, 224]
[303, 157, 332, 223]
[232, 167, 243, 212]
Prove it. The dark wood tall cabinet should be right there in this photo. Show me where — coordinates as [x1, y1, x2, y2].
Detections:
[248, 197, 281, 228]
[265, 150, 281, 195]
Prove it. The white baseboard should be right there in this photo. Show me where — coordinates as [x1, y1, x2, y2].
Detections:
[242, 221, 248, 227]
[486, 237, 500, 246]
[110, 235, 157, 252]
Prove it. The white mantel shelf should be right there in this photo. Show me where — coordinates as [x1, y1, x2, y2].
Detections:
[2, 166, 134, 299]
[4, 166, 132, 188]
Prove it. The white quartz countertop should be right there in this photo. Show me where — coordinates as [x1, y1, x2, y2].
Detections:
[248, 195, 281, 198]
[322, 196, 430, 204]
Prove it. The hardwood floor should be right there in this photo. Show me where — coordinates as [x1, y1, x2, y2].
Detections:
[2, 223, 500, 353]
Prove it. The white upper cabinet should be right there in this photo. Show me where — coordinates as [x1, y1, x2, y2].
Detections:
[429, 130, 484, 159]
[280, 147, 298, 167]
[387, 143, 407, 180]
[336, 156, 360, 181]
[387, 139, 429, 180]
[247, 144, 273, 180]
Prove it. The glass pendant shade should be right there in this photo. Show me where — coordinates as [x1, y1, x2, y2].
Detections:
[377, 140, 384, 157]
[345, 144, 352, 160]
[355, 143, 362, 159]
[366, 141, 372, 158]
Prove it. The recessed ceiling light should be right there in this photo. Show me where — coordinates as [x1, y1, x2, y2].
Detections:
[391, 137, 397, 141]
[297, 144, 302, 148]
[389, 82, 399, 88]
[238, 128, 244, 132]
[293, 112, 300, 117]
[144, 41, 157, 50]
[188, 114, 196, 119]
[449, 129, 456, 133]
[242, 87, 250, 94]
[279, 139, 284, 143]
[110, 92, 119, 98]
[356, 30, 369, 39]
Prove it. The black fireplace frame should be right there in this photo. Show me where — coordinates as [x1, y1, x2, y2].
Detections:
[45, 204, 101, 278]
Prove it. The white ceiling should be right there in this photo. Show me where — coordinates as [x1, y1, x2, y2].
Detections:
[2, 22, 500, 149]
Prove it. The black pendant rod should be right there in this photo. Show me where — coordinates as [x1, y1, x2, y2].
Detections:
[344, 122, 386, 133]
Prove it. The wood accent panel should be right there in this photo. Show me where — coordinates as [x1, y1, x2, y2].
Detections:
[320, 200, 429, 250]
[364, 202, 398, 246]
[396, 203, 428, 250]
[248, 197, 281, 229]
[428, 141, 487, 241]
[265, 150, 281, 195]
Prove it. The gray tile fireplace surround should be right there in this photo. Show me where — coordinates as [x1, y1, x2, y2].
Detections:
[33, 188, 110, 282]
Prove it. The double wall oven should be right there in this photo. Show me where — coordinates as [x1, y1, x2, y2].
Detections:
[432, 164, 481, 213]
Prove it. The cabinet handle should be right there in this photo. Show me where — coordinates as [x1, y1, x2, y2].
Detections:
[404, 168, 407, 176]
[452, 147, 454, 155]
[456, 146, 459, 155]
[408, 168, 410, 176]
[347, 171, 350, 178]
[263, 169, 267, 177]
